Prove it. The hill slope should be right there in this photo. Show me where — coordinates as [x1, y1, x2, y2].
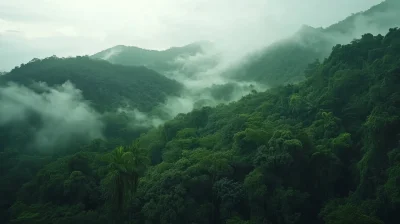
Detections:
[234, 0, 400, 86]
[0, 57, 183, 221]
[0, 56, 182, 112]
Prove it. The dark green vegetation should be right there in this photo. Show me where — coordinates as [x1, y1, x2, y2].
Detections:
[0, 56, 182, 112]
[1, 26, 400, 223]
[130, 28, 400, 224]
[233, 0, 400, 86]
[91, 41, 212, 75]
[0, 57, 183, 223]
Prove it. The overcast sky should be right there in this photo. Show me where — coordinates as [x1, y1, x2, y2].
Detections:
[0, 0, 383, 71]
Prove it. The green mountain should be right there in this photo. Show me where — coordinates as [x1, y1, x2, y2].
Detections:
[233, 0, 400, 86]
[3, 27, 400, 224]
[0, 56, 182, 112]
[2, 1, 400, 223]
[91, 41, 213, 75]
[126, 28, 400, 224]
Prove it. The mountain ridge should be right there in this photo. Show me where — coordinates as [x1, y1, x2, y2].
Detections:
[231, 0, 400, 86]
[91, 41, 214, 75]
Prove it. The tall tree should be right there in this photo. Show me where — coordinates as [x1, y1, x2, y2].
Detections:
[103, 141, 149, 215]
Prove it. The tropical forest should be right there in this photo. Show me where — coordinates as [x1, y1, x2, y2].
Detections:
[0, 0, 400, 223]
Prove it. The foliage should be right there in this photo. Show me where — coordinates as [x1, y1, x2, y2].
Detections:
[1, 16, 400, 224]
[102, 141, 149, 211]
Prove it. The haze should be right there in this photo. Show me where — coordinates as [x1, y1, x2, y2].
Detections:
[0, 0, 382, 71]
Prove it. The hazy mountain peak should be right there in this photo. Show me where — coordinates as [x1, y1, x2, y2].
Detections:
[91, 41, 212, 74]
[294, 25, 325, 37]
[181, 40, 214, 49]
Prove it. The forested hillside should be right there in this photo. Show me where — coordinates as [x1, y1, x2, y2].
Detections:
[2, 28, 399, 224]
[129, 28, 400, 224]
[0, 56, 182, 112]
[233, 0, 400, 86]
[0, 56, 184, 223]
[91, 41, 212, 75]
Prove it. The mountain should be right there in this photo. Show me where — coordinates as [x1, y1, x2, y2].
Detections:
[233, 0, 400, 86]
[2, 1, 400, 223]
[0, 56, 182, 112]
[325, 0, 400, 35]
[4, 28, 400, 224]
[125, 28, 400, 224]
[91, 41, 213, 75]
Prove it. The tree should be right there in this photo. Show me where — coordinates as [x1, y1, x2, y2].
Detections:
[212, 178, 245, 222]
[323, 204, 384, 224]
[102, 141, 149, 213]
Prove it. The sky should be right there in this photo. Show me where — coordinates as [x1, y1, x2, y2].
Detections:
[0, 0, 383, 71]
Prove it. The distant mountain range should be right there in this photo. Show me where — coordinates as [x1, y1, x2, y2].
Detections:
[90, 1, 400, 88]
[91, 41, 214, 75]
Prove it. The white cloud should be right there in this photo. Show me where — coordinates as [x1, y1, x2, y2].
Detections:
[0, 81, 104, 149]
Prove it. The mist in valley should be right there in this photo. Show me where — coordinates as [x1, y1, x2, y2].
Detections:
[0, 81, 103, 149]
[0, 0, 395, 137]
[3, 1, 400, 223]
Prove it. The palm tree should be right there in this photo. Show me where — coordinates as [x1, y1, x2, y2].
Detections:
[103, 140, 149, 212]
[124, 140, 149, 193]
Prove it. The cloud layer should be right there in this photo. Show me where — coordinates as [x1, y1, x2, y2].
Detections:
[0, 81, 104, 149]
